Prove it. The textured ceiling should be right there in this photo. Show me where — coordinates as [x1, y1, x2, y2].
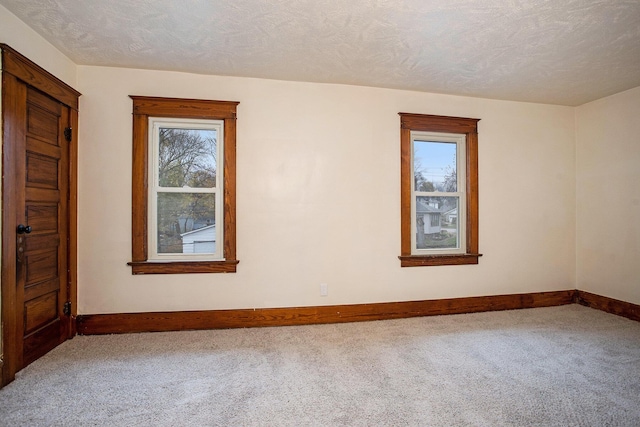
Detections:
[2, 0, 640, 105]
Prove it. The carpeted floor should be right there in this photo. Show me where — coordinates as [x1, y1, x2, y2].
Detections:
[1, 304, 639, 426]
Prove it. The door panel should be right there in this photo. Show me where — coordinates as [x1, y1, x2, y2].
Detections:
[26, 89, 61, 142]
[23, 322, 61, 367]
[27, 107, 60, 142]
[24, 292, 58, 334]
[25, 234, 60, 253]
[25, 250, 59, 284]
[26, 204, 59, 232]
[24, 278, 60, 301]
[27, 152, 60, 188]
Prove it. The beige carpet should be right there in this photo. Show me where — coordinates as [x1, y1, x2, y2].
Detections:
[1, 304, 639, 426]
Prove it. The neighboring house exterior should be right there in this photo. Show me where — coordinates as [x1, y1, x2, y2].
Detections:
[443, 207, 457, 224]
[181, 224, 216, 254]
[416, 200, 441, 235]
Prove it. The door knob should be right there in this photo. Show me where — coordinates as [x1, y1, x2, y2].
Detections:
[17, 224, 32, 234]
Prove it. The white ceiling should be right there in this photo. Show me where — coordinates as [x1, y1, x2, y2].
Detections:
[2, 0, 640, 106]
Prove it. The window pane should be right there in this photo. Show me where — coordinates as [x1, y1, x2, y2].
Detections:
[414, 140, 457, 192]
[415, 196, 459, 250]
[158, 128, 217, 188]
[157, 193, 216, 254]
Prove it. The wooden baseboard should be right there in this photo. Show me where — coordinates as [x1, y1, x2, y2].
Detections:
[575, 290, 640, 322]
[77, 290, 575, 335]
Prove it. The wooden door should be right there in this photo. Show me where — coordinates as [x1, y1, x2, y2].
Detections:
[18, 87, 71, 366]
[1, 45, 80, 386]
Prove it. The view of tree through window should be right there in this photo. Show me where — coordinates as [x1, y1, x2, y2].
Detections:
[158, 129, 217, 187]
[156, 128, 217, 254]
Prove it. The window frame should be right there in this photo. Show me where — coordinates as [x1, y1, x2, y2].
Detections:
[399, 113, 481, 267]
[128, 96, 239, 274]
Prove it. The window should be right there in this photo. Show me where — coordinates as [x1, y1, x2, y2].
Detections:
[430, 212, 440, 227]
[128, 96, 239, 274]
[399, 113, 481, 267]
[149, 118, 222, 261]
[412, 132, 465, 254]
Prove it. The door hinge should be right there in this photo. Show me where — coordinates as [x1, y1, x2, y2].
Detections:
[64, 127, 72, 142]
[63, 301, 72, 316]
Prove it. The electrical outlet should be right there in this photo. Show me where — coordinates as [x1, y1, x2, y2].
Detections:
[320, 283, 328, 297]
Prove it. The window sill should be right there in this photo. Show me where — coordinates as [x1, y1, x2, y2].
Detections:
[128, 259, 239, 274]
[398, 253, 481, 267]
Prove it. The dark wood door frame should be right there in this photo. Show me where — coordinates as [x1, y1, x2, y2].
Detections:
[1, 45, 80, 387]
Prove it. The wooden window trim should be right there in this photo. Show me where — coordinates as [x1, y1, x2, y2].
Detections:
[399, 113, 481, 267]
[128, 96, 239, 274]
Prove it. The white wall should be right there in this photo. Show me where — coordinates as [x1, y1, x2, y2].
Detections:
[576, 86, 640, 305]
[0, 3, 581, 317]
[77, 66, 576, 314]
